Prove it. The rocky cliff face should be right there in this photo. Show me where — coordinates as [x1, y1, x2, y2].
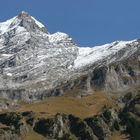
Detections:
[0, 11, 78, 101]
[0, 11, 140, 101]
[0, 110, 121, 140]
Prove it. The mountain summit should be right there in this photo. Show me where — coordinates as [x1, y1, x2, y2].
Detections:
[0, 11, 47, 34]
[0, 12, 140, 101]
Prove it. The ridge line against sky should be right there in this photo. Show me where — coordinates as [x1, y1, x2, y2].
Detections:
[0, 0, 140, 47]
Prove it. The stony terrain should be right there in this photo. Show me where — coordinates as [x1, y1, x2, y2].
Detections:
[0, 11, 140, 140]
[0, 89, 140, 140]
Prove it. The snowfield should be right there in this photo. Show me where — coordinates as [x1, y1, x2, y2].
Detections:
[74, 40, 136, 68]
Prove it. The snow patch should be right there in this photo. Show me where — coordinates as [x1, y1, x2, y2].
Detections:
[16, 26, 26, 34]
[6, 73, 12, 76]
[0, 16, 17, 34]
[31, 16, 45, 28]
[48, 32, 70, 43]
[74, 40, 136, 68]
[1, 54, 13, 57]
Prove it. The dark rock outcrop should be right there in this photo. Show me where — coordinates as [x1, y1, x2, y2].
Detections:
[120, 90, 140, 140]
[0, 110, 121, 140]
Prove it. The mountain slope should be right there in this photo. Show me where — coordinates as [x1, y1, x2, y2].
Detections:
[0, 11, 140, 101]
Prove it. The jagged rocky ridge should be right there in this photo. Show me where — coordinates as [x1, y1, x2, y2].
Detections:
[0, 11, 140, 101]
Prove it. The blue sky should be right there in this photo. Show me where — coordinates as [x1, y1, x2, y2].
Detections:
[0, 0, 140, 46]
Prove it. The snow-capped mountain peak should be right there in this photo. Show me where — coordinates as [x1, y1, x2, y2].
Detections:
[17, 11, 45, 29]
[0, 12, 140, 101]
[0, 11, 47, 35]
[0, 11, 78, 90]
